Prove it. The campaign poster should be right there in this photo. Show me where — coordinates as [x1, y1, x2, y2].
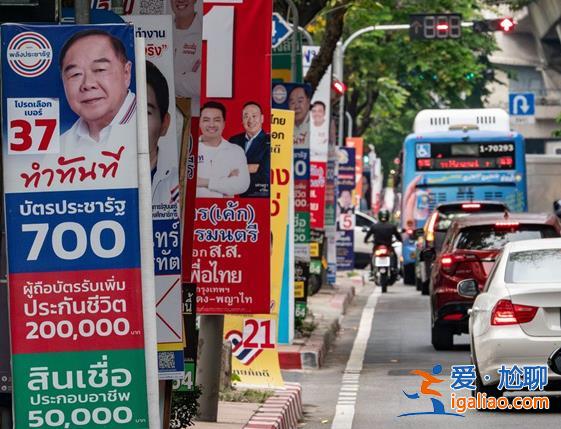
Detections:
[272, 82, 310, 318]
[337, 147, 356, 270]
[1, 24, 149, 428]
[122, 14, 184, 381]
[271, 110, 294, 344]
[346, 137, 364, 210]
[325, 146, 338, 284]
[190, 1, 272, 314]
[369, 147, 383, 215]
[223, 109, 290, 386]
[303, 46, 330, 230]
[172, 283, 198, 393]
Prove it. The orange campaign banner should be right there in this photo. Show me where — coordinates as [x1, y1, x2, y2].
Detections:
[346, 137, 364, 209]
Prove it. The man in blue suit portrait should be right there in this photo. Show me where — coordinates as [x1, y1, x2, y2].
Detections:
[229, 101, 270, 197]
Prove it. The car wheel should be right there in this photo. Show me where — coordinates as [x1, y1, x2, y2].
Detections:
[403, 263, 415, 285]
[431, 325, 453, 351]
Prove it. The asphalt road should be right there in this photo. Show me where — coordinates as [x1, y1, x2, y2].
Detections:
[284, 278, 561, 429]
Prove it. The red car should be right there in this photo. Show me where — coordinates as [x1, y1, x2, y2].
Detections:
[427, 212, 561, 350]
[416, 201, 509, 295]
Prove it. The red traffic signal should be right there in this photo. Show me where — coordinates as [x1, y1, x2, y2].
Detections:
[473, 17, 516, 33]
[497, 17, 515, 32]
[332, 79, 347, 95]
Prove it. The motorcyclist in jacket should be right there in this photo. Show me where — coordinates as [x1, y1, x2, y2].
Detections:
[364, 210, 402, 279]
[364, 209, 402, 247]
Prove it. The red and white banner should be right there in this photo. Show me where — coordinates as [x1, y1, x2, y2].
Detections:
[191, 0, 272, 313]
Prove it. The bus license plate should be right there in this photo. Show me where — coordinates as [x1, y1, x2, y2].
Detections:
[375, 257, 390, 267]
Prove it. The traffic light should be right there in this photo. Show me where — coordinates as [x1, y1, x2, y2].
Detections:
[332, 79, 347, 95]
[473, 17, 516, 33]
[409, 14, 462, 40]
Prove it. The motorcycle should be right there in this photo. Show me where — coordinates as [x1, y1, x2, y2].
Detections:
[371, 244, 399, 293]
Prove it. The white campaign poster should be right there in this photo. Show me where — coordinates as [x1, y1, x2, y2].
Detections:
[124, 14, 184, 380]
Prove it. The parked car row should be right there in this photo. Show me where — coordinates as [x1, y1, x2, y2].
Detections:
[416, 202, 561, 399]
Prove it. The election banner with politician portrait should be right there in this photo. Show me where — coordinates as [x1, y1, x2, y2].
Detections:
[1, 24, 149, 428]
[191, 0, 272, 314]
[123, 14, 184, 380]
[337, 147, 356, 270]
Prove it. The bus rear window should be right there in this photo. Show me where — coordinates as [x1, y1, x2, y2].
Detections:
[454, 225, 558, 250]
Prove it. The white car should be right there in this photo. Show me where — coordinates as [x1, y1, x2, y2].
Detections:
[459, 237, 561, 397]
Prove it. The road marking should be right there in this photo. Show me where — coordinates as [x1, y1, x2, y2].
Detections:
[331, 288, 379, 429]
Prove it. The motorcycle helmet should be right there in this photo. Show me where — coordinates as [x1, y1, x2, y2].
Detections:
[378, 209, 390, 223]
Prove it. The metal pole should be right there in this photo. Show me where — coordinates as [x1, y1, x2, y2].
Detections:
[298, 26, 314, 45]
[74, 0, 90, 24]
[336, 24, 412, 146]
[285, 0, 299, 81]
[336, 41, 344, 147]
[196, 315, 225, 421]
[345, 111, 353, 137]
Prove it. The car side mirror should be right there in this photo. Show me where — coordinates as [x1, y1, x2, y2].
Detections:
[548, 347, 561, 375]
[420, 248, 436, 262]
[361, 226, 369, 233]
[457, 279, 479, 298]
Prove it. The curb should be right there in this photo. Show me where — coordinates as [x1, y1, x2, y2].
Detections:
[278, 286, 354, 370]
[244, 382, 303, 429]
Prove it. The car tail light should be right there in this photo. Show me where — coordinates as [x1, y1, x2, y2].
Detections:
[440, 253, 478, 275]
[461, 203, 481, 211]
[375, 246, 390, 257]
[491, 299, 538, 326]
[443, 313, 464, 321]
[494, 221, 519, 229]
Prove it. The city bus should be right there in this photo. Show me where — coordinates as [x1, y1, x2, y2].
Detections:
[400, 108, 528, 284]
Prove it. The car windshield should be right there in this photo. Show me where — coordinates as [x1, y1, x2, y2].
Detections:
[454, 225, 558, 251]
[505, 249, 561, 283]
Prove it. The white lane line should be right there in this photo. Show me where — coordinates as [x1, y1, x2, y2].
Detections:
[331, 289, 379, 429]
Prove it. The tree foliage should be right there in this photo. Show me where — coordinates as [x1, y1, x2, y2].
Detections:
[302, 0, 498, 172]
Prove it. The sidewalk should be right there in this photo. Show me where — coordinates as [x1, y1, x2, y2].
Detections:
[190, 272, 362, 429]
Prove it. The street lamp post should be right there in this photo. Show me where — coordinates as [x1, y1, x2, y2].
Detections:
[334, 21, 475, 146]
[335, 24, 409, 147]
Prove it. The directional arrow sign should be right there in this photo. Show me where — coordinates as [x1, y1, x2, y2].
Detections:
[272, 12, 293, 48]
[509, 92, 535, 115]
[509, 92, 535, 124]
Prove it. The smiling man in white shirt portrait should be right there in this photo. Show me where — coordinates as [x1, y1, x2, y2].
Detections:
[196, 101, 250, 198]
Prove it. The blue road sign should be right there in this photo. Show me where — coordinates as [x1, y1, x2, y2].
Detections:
[272, 12, 292, 48]
[509, 92, 535, 116]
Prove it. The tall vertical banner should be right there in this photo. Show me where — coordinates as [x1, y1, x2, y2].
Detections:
[337, 147, 356, 270]
[123, 14, 184, 381]
[1, 24, 149, 428]
[191, 1, 272, 313]
[346, 137, 364, 210]
[303, 47, 330, 230]
[325, 137, 338, 284]
[272, 110, 294, 344]
[369, 148, 383, 214]
[272, 83, 310, 319]
[222, 109, 291, 387]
